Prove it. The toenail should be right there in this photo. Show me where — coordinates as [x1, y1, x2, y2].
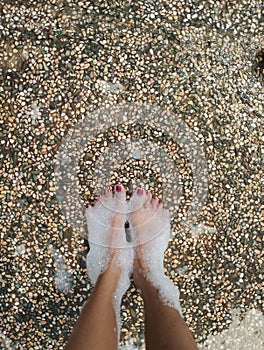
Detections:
[137, 188, 144, 196]
[86, 204, 90, 208]
[95, 197, 99, 202]
[116, 185, 122, 192]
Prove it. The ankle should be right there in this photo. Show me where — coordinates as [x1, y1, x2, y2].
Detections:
[97, 263, 121, 291]
[134, 271, 155, 294]
[140, 280, 162, 307]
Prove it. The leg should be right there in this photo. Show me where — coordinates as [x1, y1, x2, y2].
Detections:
[129, 188, 199, 350]
[65, 261, 121, 350]
[134, 260, 198, 350]
[66, 184, 132, 350]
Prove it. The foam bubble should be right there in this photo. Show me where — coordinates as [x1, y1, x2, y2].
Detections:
[48, 245, 73, 293]
[199, 308, 264, 350]
[0, 332, 13, 350]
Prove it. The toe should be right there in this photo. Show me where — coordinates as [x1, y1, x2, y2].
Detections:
[85, 206, 91, 218]
[100, 188, 113, 200]
[113, 184, 128, 215]
[144, 191, 152, 208]
[89, 196, 102, 210]
[98, 188, 114, 210]
[151, 196, 159, 208]
[114, 184, 126, 201]
[129, 187, 147, 212]
[136, 188, 145, 196]
[105, 188, 113, 198]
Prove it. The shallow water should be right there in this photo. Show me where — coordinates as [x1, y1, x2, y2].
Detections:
[0, 1, 263, 349]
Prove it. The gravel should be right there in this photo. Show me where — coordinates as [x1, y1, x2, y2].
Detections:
[0, 1, 263, 349]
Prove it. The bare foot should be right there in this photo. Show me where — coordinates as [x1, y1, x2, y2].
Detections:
[128, 188, 171, 291]
[86, 184, 136, 341]
[85, 184, 129, 286]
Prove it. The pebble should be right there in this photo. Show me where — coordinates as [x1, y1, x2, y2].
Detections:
[0, 1, 263, 349]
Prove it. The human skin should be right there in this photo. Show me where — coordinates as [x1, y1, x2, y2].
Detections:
[65, 262, 121, 350]
[65, 185, 199, 350]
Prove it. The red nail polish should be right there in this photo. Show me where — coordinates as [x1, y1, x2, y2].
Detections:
[95, 197, 99, 202]
[137, 188, 144, 196]
[116, 185, 122, 192]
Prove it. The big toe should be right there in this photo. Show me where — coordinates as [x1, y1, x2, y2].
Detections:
[114, 184, 126, 200]
[113, 184, 127, 213]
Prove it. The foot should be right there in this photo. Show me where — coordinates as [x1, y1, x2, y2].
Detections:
[85, 184, 130, 285]
[128, 188, 171, 291]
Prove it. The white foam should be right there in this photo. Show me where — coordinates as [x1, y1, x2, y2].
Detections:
[119, 345, 144, 350]
[199, 308, 264, 350]
[48, 245, 72, 293]
[0, 332, 13, 350]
